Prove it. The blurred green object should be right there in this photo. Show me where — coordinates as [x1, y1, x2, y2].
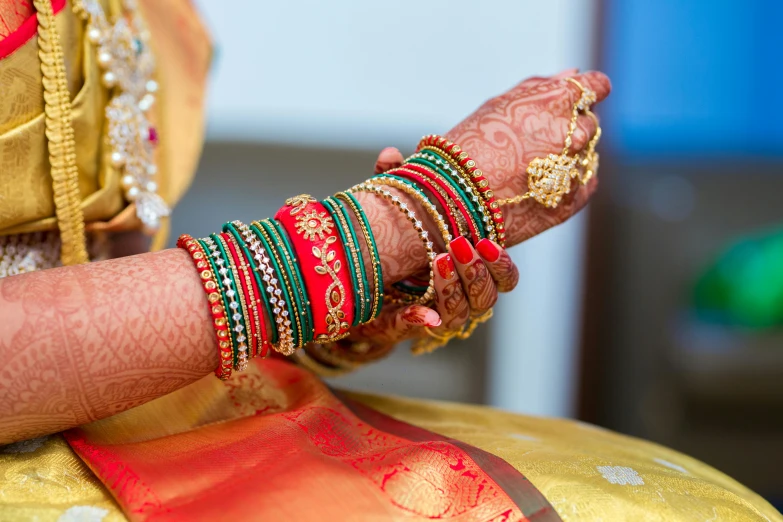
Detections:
[693, 228, 783, 329]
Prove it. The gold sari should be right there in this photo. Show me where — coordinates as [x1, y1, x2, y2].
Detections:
[0, 2, 780, 521]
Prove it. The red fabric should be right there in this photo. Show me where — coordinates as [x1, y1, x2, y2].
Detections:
[275, 200, 354, 341]
[0, 0, 66, 60]
[65, 359, 559, 521]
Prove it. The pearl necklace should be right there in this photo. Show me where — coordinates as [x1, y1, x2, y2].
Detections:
[74, 0, 169, 230]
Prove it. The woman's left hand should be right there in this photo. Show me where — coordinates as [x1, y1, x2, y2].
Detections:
[343, 148, 520, 355]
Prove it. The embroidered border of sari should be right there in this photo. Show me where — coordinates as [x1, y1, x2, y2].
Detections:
[63, 358, 559, 521]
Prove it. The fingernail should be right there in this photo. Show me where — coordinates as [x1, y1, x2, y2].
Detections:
[436, 254, 456, 280]
[476, 239, 501, 262]
[450, 236, 474, 265]
[402, 305, 442, 328]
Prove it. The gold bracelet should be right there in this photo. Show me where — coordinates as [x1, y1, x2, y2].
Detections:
[252, 221, 303, 354]
[235, 220, 294, 355]
[214, 234, 252, 371]
[224, 232, 265, 359]
[414, 150, 497, 242]
[369, 176, 453, 246]
[413, 310, 494, 355]
[349, 182, 437, 305]
[334, 192, 384, 322]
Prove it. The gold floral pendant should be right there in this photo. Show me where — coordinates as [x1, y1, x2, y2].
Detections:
[525, 154, 579, 208]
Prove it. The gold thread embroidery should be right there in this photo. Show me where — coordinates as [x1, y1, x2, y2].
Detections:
[311, 237, 349, 342]
[285, 194, 316, 215]
[295, 210, 334, 241]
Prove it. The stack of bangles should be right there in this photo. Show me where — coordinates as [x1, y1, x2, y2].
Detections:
[179, 135, 507, 379]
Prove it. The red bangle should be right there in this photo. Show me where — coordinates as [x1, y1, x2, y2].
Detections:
[418, 135, 506, 245]
[223, 232, 268, 359]
[177, 234, 234, 380]
[395, 164, 484, 243]
[275, 196, 354, 342]
[383, 168, 464, 241]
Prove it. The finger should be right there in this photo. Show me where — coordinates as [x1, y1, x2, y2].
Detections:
[348, 302, 438, 346]
[476, 239, 520, 293]
[432, 253, 470, 329]
[571, 111, 599, 152]
[375, 147, 405, 174]
[562, 71, 612, 106]
[449, 237, 498, 315]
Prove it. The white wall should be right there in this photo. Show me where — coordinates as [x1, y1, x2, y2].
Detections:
[193, 0, 596, 417]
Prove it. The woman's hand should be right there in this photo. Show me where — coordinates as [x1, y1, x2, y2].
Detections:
[341, 148, 521, 355]
[446, 69, 611, 245]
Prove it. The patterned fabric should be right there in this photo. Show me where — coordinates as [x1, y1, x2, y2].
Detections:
[0, 0, 210, 237]
[0, 362, 780, 521]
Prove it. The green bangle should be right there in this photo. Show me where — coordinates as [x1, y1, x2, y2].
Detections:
[207, 234, 248, 369]
[414, 150, 496, 241]
[257, 219, 307, 347]
[407, 155, 488, 241]
[223, 221, 278, 346]
[250, 222, 300, 349]
[265, 219, 314, 344]
[197, 238, 238, 366]
[335, 191, 384, 320]
[323, 197, 369, 326]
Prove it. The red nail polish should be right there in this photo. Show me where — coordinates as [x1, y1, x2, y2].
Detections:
[450, 236, 474, 265]
[476, 239, 501, 262]
[436, 254, 456, 279]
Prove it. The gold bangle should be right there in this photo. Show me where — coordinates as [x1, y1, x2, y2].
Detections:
[214, 234, 252, 371]
[349, 182, 437, 305]
[412, 309, 494, 355]
[325, 197, 367, 324]
[415, 149, 498, 242]
[334, 192, 384, 322]
[369, 176, 453, 246]
[235, 220, 294, 355]
[252, 221, 303, 354]
[291, 350, 351, 377]
[224, 232, 265, 359]
[579, 110, 601, 185]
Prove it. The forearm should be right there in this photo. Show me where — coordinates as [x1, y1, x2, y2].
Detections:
[0, 189, 436, 443]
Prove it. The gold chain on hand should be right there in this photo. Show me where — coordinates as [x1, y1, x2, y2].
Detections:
[496, 77, 598, 209]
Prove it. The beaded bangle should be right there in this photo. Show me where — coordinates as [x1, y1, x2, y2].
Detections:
[409, 153, 493, 242]
[379, 171, 468, 239]
[322, 197, 369, 326]
[223, 232, 266, 359]
[334, 191, 384, 321]
[349, 182, 437, 305]
[274, 199, 353, 342]
[254, 220, 305, 349]
[249, 222, 296, 355]
[217, 233, 255, 369]
[265, 219, 315, 344]
[369, 175, 452, 246]
[224, 222, 271, 357]
[177, 235, 234, 380]
[418, 135, 506, 245]
[394, 164, 484, 243]
[209, 234, 250, 370]
[233, 220, 283, 348]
